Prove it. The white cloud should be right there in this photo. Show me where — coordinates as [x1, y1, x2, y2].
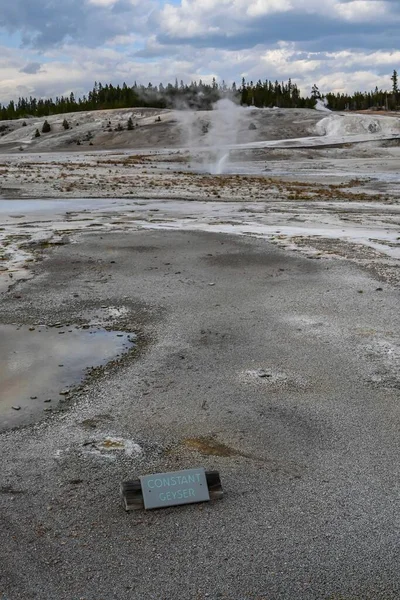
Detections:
[1, 0, 399, 103]
[335, 0, 390, 22]
[158, 0, 394, 40]
[88, 0, 118, 6]
[245, 0, 292, 17]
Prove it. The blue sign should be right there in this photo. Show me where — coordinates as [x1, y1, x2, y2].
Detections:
[140, 468, 210, 510]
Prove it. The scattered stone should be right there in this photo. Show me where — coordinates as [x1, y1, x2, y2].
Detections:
[376, 287, 383, 291]
[258, 371, 272, 378]
[12, 406, 21, 411]
[30, 396, 38, 400]
[44, 399, 52, 403]
[60, 390, 70, 396]
[208, 282, 216, 286]
[29, 327, 35, 331]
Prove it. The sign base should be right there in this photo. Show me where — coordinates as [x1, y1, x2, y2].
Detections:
[121, 470, 223, 511]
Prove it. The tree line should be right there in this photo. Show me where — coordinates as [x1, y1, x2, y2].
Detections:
[1, 71, 399, 121]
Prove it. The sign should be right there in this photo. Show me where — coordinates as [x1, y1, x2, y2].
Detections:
[140, 468, 210, 510]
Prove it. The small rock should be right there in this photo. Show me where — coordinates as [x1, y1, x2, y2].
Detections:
[30, 396, 38, 400]
[258, 371, 271, 378]
[29, 327, 35, 331]
[376, 287, 383, 291]
[208, 282, 216, 287]
[60, 390, 70, 396]
[12, 406, 21, 411]
[44, 399, 52, 403]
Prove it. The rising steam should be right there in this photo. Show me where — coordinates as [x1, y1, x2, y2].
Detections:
[175, 98, 251, 174]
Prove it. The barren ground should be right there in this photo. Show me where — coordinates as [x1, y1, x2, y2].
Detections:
[0, 107, 400, 600]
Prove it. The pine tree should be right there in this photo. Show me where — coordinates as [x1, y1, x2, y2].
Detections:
[62, 118, 70, 130]
[391, 70, 398, 94]
[241, 77, 248, 105]
[42, 120, 51, 133]
[311, 84, 321, 100]
[34, 129, 40, 138]
[127, 117, 134, 130]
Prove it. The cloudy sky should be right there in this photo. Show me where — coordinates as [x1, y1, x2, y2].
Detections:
[1, 0, 399, 104]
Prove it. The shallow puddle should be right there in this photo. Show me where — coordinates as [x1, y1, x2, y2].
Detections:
[0, 324, 136, 431]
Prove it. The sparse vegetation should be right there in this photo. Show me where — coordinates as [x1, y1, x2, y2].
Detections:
[62, 119, 70, 130]
[34, 129, 41, 138]
[127, 117, 134, 130]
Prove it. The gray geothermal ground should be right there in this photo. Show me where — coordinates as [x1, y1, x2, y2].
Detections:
[0, 107, 400, 599]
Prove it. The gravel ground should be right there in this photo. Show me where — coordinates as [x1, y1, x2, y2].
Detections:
[1, 230, 400, 599]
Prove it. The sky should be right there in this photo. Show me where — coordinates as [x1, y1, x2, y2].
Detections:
[0, 0, 399, 104]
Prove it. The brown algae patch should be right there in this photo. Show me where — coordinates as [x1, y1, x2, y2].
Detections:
[101, 439, 125, 449]
[183, 436, 243, 458]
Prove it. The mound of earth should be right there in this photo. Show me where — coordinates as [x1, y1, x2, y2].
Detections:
[0, 107, 323, 154]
